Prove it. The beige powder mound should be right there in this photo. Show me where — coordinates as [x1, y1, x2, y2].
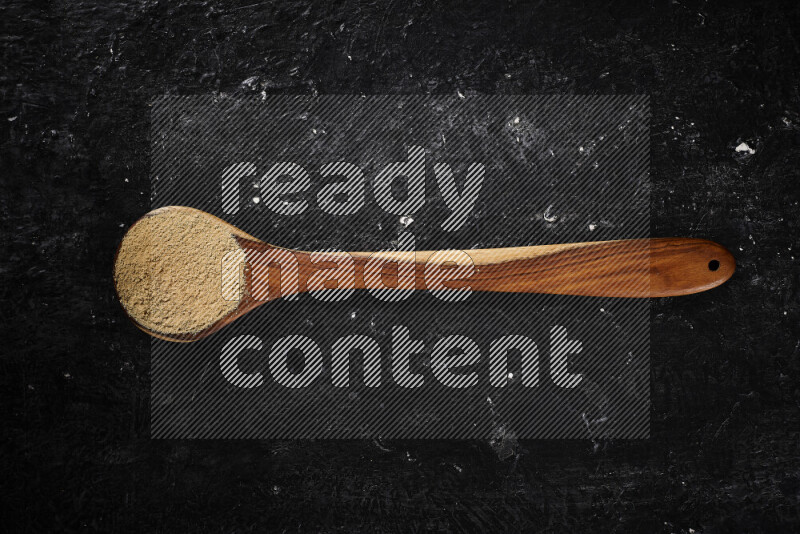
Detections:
[114, 207, 245, 336]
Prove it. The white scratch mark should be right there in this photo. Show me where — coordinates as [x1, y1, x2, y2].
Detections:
[543, 205, 558, 223]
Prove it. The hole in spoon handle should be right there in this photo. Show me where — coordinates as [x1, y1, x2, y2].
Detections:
[648, 238, 735, 297]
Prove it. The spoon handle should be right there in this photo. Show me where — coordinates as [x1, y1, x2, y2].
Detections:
[242, 238, 734, 299]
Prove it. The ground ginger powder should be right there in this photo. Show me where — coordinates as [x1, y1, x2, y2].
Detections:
[114, 207, 245, 335]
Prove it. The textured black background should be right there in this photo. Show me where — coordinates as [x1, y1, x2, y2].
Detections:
[2, 0, 799, 532]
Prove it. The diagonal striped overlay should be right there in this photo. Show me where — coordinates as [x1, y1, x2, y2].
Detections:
[149, 95, 650, 439]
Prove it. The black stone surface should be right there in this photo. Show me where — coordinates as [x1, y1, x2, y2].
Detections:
[2, 0, 799, 531]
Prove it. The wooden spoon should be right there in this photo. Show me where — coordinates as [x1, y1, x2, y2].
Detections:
[113, 206, 735, 342]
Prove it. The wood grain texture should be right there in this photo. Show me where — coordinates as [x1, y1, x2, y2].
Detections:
[245, 237, 735, 299]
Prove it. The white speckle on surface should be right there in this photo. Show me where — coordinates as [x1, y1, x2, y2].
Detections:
[735, 142, 755, 155]
[312, 128, 317, 134]
[350, 311, 357, 320]
[578, 146, 585, 153]
[507, 372, 514, 380]
[588, 223, 597, 231]
[543, 205, 558, 223]
[372, 438, 391, 452]
[504, 73, 512, 79]
[399, 216, 414, 227]
[8, 116, 17, 122]
[253, 196, 260, 204]
[241, 76, 259, 90]
[347, 55, 352, 61]
[457, 89, 465, 99]
[63, 372, 72, 379]
[513, 116, 520, 124]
